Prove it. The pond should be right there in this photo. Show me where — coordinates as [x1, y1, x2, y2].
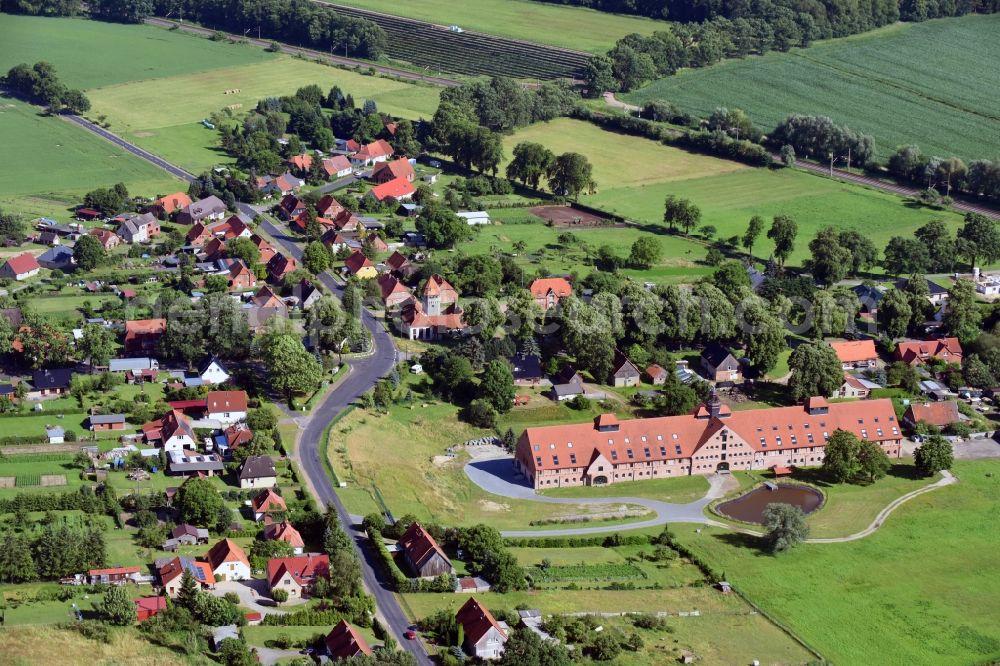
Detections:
[716, 484, 824, 524]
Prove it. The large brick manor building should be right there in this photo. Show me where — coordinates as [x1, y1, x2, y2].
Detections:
[515, 396, 902, 489]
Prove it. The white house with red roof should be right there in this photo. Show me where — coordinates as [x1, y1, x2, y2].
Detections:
[143, 409, 196, 453]
[206, 390, 248, 424]
[351, 139, 393, 166]
[895, 337, 963, 366]
[267, 553, 329, 598]
[206, 538, 252, 581]
[323, 155, 353, 179]
[371, 159, 415, 184]
[829, 340, 879, 369]
[158, 556, 215, 596]
[263, 521, 305, 554]
[515, 395, 903, 488]
[0, 252, 41, 281]
[367, 177, 415, 203]
[457, 597, 508, 660]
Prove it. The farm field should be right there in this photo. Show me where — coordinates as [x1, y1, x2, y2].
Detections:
[504, 118, 966, 265]
[0, 98, 181, 219]
[677, 459, 1000, 665]
[326, 0, 660, 54]
[624, 15, 1000, 160]
[87, 58, 442, 173]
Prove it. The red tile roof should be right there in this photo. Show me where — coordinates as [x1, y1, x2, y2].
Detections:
[344, 250, 374, 275]
[368, 177, 415, 202]
[89, 566, 141, 576]
[186, 222, 213, 245]
[207, 390, 248, 414]
[895, 338, 963, 365]
[372, 159, 415, 182]
[266, 553, 330, 588]
[904, 400, 961, 427]
[529, 277, 572, 301]
[386, 251, 410, 271]
[377, 274, 413, 304]
[252, 285, 284, 309]
[456, 597, 507, 646]
[518, 398, 901, 475]
[355, 139, 393, 162]
[135, 596, 167, 613]
[325, 620, 373, 659]
[646, 364, 668, 380]
[154, 192, 192, 214]
[263, 521, 305, 549]
[288, 154, 313, 171]
[400, 522, 451, 572]
[423, 274, 457, 301]
[829, 340, 878, 363]
[211, 215, 251, 240]
[323, 155, 352, 176]
[3, 252, 40, 276]
[206, 538, 251, 570]
[316, 195, 344, 219]
[252, 488, 287, 514]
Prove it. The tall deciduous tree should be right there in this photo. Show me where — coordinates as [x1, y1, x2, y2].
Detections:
[100, 583, 137, 625]
[837, 230, 878, 276]
[788, 343, 843, 401]
[260, 333, 323, 400]
[822, 429, 861, 483]
[806, 227, 852, 286]
[506, 142, 555, 190]
[943, 279, 982, 343]
[662, 195, 701, 234]
[914, 435, 953, 476]
[857, 439, 891, 482]
[547, 152, 593, 200]
[958, 212, 1000, 270]
[767, 215, 798, 268]
[72, 234, 105, 271]
[763, 503, 809, 553]
[77, 323, 116, 370]
[176, 477, 226, 526]
[742, 215, 764, 258]
[877, 288, 912, 340]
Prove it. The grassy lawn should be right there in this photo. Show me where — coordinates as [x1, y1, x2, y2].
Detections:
[88, 58, 442, 173]
[675, 459, 1000, 665]
[329, 396, 650, 530]
[1, 624, 207, 665]
[623, 14, 1000, 160]
[0, 15, 273, 89]
[540, 475, 709, 504]
[0, 98, 182, 217]
[243, 624, 377, 648]
[503, 118, 966, 267]
[328, 0, 661, 54]
[401, 584, 813, 664]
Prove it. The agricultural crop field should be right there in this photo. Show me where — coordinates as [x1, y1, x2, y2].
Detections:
[326, 0, 659, 54]
[624, 14, 1000, 160]
[678, 459, 1000, 665]
[506, 118, 965, 266]
[0, 98, 182, 220]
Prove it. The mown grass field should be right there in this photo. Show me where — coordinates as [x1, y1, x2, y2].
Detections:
[1, 624, 208, 665]
[624, 14, 1000, 160]
[505, 118, 965, 266]
[327, 0, 660, 53]
[401, 583, 813, 664]
[541, 474, 710, 503]
[88, 59, 441, 173]
[677, 459, 1000, 665]
[0, 98, 181, 219]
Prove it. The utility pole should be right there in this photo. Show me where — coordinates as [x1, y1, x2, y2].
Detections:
[846, 147, 851, 174]
[829, 152, 835, 177]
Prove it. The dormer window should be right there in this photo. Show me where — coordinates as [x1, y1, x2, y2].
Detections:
[626, 449, 634, 459]
[610, 450, 618, 461]
[552, 455, 559, 465]
[569, 454, 577, 464]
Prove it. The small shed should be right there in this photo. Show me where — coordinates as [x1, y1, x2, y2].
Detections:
[46, 426, 65, 444]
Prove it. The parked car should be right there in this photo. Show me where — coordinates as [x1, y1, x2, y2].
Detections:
[404, 630, 417, 640]
[448, 25, 463, 32]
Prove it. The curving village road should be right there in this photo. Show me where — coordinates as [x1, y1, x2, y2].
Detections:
[66, 116, 429, 663]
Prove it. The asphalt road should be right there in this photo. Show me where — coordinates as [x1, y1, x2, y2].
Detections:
[68, 117, 427, 663]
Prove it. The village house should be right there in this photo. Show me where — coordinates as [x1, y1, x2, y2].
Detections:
[199, 357, 230, 385]
[829, 340, 879, 369]
[852, 283, 885, 320]
[218, 422, 253, 454]
[456, 597, 509, 660]
[401, 274, 465, 340]
[385, 250, 413, 277]
[267, 553, 330, 598]
[88, 566, 142, 585]
[400, 522, 453, 578]
[89, 228, 121, 251]
[186, 222, 214, 247]
[37, 246, 74, 271]
[371, 159, 416, 184]
[143, 409, 196, 452]
[211, 215, 252, 241]
[158, 556, 215, 596]
[903, 400, 962, 429]
[290, 280, 321, 310]
[263, 521, 305, 554]
[0, 252, 41, 281]
[177, 195, 227, 225]
[344, 250, 378, 279]
[117, 212, 161, 244]
[377, 273, 414, 308]
[206, 390, 248, 424]
[321, 230, 360, 254]
[206, 538, 252, 581]
[135, 596, 167, 623]
[700, 344, 743, 383]
[316, 194, 345, 219]
[238, 455, 277, 489]
[148, 192, 193, 218]
[109, 357, 159, 374]
[351, 139, 393, 166]
[287, 153, 313, 175]
[895, 337, 963, 366]
[515, 395, 903, 488]
[124, 319, 166, 355]
[252, 488, 287, 521]
[227, 261, 257, 291]
[509, 353, 543, 385]
[610, 350, 641, 387]
[162, 523, 209, 551]
[645, 364, 669, 386]
[365, 233, 389, 253]
[529, 277, 573, 310]
[168, 450, 224, 477]
[550, 365, 585, 402]
[325, 620, 373, 659]
[367, 177, 415, 204]
[277, 195, 308, 222]
[88, 414, 126, 431]
[200, 237, 226, 261]
[322, 155, 353, 179]
[30, 368, 74, 398]
[831, 374, 880, 399]
[267, 253, 297, 283]
[251, 234, 277, 264]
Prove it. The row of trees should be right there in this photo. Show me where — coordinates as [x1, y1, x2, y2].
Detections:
[2, 61, 90, 113]
[889, 145, 1000, 204]
[0, 524, 106, 582]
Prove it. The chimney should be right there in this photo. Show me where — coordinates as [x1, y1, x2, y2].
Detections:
[707, 389, 722, 418]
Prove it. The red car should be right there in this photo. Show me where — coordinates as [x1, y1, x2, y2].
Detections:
[404, 630, 417, 640]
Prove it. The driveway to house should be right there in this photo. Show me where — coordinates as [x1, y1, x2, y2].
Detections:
[255, 647, 305, 666]
[464, 454, 736, 537]
[211, 579, 304, 616]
